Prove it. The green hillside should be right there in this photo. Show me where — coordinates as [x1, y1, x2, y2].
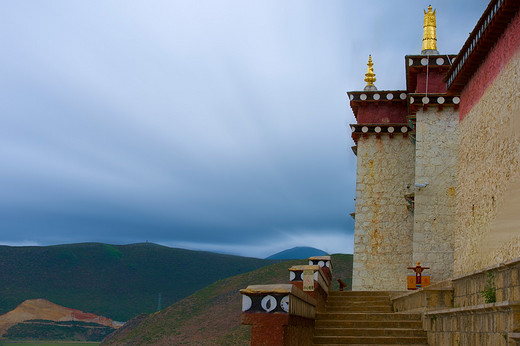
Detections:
[329, 253, 353, 291]
[4, 320, 114, 342]
[102, 254, 353, 345]
[0, 243, 276, 321]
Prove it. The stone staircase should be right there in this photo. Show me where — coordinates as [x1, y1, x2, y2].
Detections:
[312, 291, 428, 345]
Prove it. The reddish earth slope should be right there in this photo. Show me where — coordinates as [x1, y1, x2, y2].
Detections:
[0, 299, 122, 337]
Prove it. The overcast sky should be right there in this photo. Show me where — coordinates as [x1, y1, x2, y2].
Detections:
[0, 1, 488, 258]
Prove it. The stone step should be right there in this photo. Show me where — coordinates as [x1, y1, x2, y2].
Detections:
[313, 327, 427, 337]
[327, 296, 391, 303]
[324, 305, 393, 312]
[325, 300, 392, 306]
[327, 300, 391, 304]
[325, 303, 392, 308]
[313, 291, 426, 345]
[315, 319, 423, 329]
[328, 291, 393, 297]
[316, 312, 422, 321]
[313, 344, 428, 346]
[312, 336, 428, 344]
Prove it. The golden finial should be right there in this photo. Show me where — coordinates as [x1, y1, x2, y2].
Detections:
[422, 5, 438, 54]
[364, 55, 377, 91]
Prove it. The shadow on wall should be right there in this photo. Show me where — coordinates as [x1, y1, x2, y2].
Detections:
[481, 98, 520, 254]
[482, 177, 520, 254]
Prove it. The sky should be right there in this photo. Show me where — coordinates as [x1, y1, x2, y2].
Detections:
[0, 1, 489, 258]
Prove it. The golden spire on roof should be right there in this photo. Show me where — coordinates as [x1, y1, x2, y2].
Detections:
[364, 55, 377, 91]
[422, 5, 438, 54]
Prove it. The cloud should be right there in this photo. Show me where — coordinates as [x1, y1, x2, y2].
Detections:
[0, 0, 488, 255]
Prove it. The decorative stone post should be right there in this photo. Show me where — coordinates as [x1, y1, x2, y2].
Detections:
[240, 284, 316, 346]
[289, 265, 329, 312]
[308, 256, 333, 283]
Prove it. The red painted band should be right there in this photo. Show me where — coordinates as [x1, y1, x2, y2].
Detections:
[460, 10, 520, 121]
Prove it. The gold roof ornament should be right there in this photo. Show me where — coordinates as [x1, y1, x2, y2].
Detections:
[364, 55, 377, 91]
[422, 5, 439, 54]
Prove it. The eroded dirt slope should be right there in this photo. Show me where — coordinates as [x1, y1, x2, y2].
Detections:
[0, 299, 121, 337]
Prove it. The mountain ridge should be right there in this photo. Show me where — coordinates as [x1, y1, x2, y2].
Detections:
[265, 246, 328, 260]
[0, 242, 277, 321]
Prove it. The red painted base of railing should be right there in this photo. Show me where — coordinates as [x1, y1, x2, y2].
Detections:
[242, 313, 314, 346]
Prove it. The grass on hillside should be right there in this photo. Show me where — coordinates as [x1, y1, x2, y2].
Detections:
[329, 254, 353, 291]
[102, 254, 353, 345]
[0, 243, 277, 321]
[3, 320, 114, 343]
[0, 342, 99, 346]
[102, 259, 302, 345]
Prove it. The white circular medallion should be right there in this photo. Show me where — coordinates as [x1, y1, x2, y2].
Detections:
[373, 93, 380, 100]
[453, 96, 460, 104]
[242, 295, 252, 312]
[349, 94, 354, 101]
[401, 126, 408, 133]
[325, 261, 330, 267]
[280, 296, 289, 313]
[410, 97, 415, 104]
[289, 271, 296, 281]
[436, 58, 445, 65]
[437, 97, 445, 104]
[351, 126, 356, 132]
[408, 58, 414, 66]
[261, 295, 277, 312]
[421, 58, 429, 66]
[361, 126, 369, 133]
[318, 260, 325, 267]
[360, 94, 367, 100]
[386, 93, 394, 100]
[375, 126, 381, 133]
[388, 127, 395, 133]
[400, 93, 407, 100]
[422, 96, 430, 104]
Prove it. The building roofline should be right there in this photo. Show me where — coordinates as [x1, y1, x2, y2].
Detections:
[347, 90, 407, 119]
[445, 0, 520, 93]
[405, 55, 456, 94]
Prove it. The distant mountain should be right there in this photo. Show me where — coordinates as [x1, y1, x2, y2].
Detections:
[265, 246, 328, 260]
[102, 254, 353, 345]
[0, 243, 277, 322]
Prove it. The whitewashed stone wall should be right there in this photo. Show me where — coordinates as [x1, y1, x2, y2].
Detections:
[455, 51, 520, 276]
[413, 107, 458, 282]
[352, 135, 415, 291]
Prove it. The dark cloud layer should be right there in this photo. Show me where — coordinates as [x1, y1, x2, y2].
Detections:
[0, 1, 488, 257]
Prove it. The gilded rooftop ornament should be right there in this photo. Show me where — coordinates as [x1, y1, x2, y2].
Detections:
[422, 5, 439, 54]
[364, 55, 377, 91]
